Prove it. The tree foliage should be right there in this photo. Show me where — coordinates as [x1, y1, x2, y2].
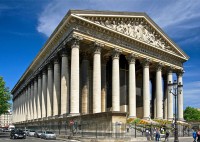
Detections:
[0, 76, 11, 115]
[184, 106, 200, 121]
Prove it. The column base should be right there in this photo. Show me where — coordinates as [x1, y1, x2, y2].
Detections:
[178, 118, 185, 121]
[68, 113, 80, 117]
[167, 117, 174, 121]
[143, 117, 151, 120]
[128, 116, 136, 118]
[155, 117, 163, 119]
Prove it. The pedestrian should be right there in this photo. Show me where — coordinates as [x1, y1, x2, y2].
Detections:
[197, 129, 200, 142]
[165, 130, 170, 142]
[145, 129, 151, 141]
[155, 129, 160, 141]
[193, 130, 197, 142]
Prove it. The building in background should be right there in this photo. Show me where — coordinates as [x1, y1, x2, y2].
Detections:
[0, 110, 13, 128]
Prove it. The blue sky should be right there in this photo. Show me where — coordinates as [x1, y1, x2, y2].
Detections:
[0, 0, 200, 109]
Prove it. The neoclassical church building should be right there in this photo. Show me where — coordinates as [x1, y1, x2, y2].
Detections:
[12, 10, 189, 128]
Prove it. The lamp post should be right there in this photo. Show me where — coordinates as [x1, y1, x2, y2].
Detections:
[168, 80, 183, 142]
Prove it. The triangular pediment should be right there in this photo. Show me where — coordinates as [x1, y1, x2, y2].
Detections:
[69, 10, 189, 60]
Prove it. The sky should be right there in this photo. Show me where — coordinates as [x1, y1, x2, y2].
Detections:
[0, 0, 200, 109]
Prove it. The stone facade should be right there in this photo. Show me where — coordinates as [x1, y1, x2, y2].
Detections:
[11, 10, 189, 128]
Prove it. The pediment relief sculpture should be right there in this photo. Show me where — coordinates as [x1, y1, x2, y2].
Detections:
[93, 19, 171, 51]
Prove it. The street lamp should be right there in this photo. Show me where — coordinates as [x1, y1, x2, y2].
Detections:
[168, 80, 183, 142]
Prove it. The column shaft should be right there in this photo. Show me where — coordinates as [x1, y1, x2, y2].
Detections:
[142, 59, 150, 119]
[53, 58, 61, 116]
[167, 70, 173, 120]
[47, 64, 53, 117]
[70, 40, 80, 114]
[31, 83, 34, 120]
[177, 72, 184, 121]
[112, 50, 120, 111]
[93, 47, 101, 113]
[128, 55, 136, 118]
[42, 71, 47, 118]
[37, 75, 42, 119]
[61, 52, 69, 115]
[28, 85, 31, 120]
[34, 79, 38, 119]
[156, 65, 163, 119]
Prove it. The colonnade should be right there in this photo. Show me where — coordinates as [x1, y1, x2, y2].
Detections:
[12, 39, 184, 123]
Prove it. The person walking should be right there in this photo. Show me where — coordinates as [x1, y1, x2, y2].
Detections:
[165, 130, 170, 142]
[193, 130, 197, 142]
[155, 129, 160, 141]
[197, 130, 200, 142]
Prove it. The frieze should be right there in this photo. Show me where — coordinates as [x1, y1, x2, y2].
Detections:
[84, 17, 174, 52]
[75, 24, 182, 67]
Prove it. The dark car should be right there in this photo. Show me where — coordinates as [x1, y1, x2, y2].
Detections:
[10, 129, 26, 139]
[34, 131, 43, 138]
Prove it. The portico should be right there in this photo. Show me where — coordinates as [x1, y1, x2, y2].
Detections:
[11, 10, 189, 127]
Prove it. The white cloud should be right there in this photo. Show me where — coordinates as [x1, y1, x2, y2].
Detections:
[184, 81, 200, 108]
[36, 0, 200, 38]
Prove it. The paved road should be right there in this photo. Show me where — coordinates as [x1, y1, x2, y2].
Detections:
[0, 132, 194, 142]
[0, 132, 79, 142]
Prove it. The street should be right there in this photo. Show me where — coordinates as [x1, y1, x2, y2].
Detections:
[0, 132, 194, 142]
[0, 132, 79, 142]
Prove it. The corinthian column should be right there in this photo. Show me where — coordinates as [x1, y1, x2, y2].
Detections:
[112, 49, 121, 111]
[167, 69, 173, 120]
[34, 78, 38, 119]
[177, 71, 184, 121]
[127, 54, 136, 118]
[28, 84, 31, 120]
[53, 58, 61, 116]
[142, 59, 150, 119]
[81, 54, 89, 114]
[31, 82, 34, 120]
[37, 75, 42, 119]
[47, 64, 53, 117]
[61, 50, 70, 115]
[93, 44, 102, 113]
[42, 70, 47, 118]
[155, 63, 163, 119]
[70, 39, 80, 114]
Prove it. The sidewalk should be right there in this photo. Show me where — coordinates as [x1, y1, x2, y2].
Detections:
[57, 135, 193, 142]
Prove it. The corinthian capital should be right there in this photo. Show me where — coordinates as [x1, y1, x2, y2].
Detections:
[176, 69, 184, 77]
[126, 53, 138, 64]
[141, 58, 151, 67]
[112, 48, 122, 59]
[70, 34, 83, 49]
[155, 62, 163, 71]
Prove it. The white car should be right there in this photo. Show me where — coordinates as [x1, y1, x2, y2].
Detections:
[40, 131, 56, 140]
[28, 130, 35, 137]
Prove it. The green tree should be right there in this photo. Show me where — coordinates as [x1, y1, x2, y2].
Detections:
[0, 76, 11, 115]
[184, 106, 200, 121]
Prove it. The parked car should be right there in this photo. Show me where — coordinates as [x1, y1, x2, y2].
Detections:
[23, 129, 29, 136]
[34, 130, 43, 138]
[28, 130, 35, 137]
[10, 129, 26, 139]
[40, 131, 56, 140]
